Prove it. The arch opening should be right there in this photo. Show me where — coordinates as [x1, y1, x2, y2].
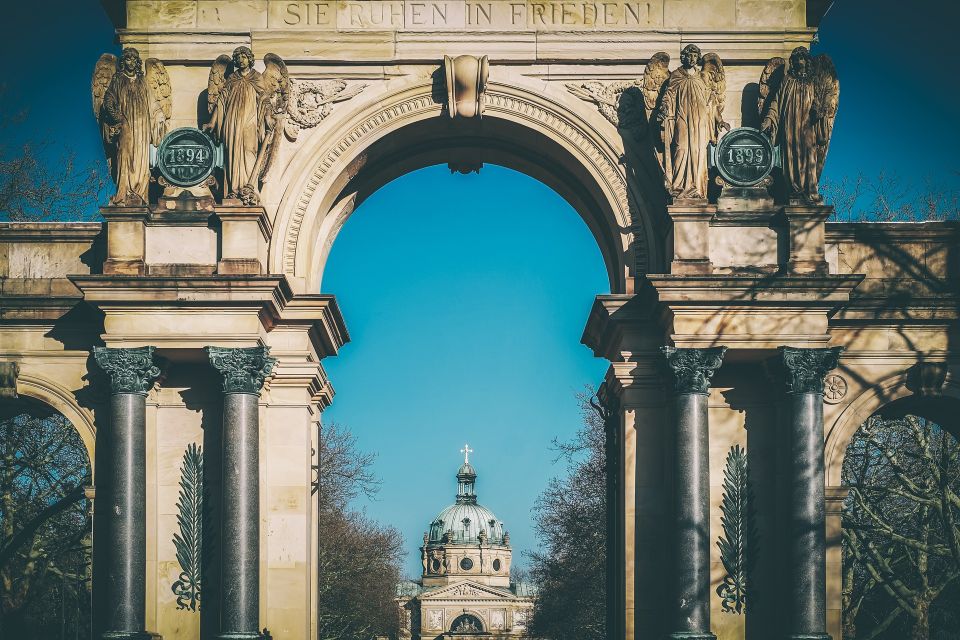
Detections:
[0, 397, 92, 638]
[450, 613, 485, 633]
[271, 80, 664, 294]
[839, 401, 960, 640]
[319, 164, 610, 631]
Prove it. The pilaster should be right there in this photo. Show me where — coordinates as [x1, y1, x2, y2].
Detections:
[215, 206, 272, 275]
[669, 204, 715, 275]
[784, 205, 832, 275]
[102, 207, 149, 276]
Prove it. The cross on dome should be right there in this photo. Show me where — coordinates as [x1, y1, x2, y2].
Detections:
[460, 443, 473, 464]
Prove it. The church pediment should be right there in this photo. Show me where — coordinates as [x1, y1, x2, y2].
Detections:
[420, 580, 516, 601]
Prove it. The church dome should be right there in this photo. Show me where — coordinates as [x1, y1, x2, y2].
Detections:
[427, 447, 507, 545]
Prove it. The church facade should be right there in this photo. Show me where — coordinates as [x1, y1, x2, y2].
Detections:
[397, 449, 534, 639]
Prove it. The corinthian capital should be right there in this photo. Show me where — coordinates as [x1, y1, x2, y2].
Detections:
[93, 346, 160, 395]
[661, 346, 727, 395]
[779, 346, 843, 395]
[206, 346, 276, 395]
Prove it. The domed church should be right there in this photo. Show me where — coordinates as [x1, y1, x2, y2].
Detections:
[396, 446, 535, 639]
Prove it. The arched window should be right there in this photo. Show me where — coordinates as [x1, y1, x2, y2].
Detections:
[0, 397, 92, 638]
[450, 613, 484, 633]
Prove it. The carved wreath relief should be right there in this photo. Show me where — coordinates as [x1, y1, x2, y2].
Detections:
[171, 443, 205, 611]
[284, 78, 367, 141]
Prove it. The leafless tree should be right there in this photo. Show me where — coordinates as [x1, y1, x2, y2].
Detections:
[526, 389, 607, 640]
[0, 400, 92, 638]
[315, 422, 404, 640]
[842, 414, 960, 640]
[822, 173, 959, 222]
[0, 91, 106, 222]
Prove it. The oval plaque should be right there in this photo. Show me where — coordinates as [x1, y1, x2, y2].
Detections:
[714, 127, 777, 187]
[155, 127, 218, 187]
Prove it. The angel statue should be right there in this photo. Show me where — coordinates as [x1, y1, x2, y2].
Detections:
[92, 48, 171, 205]
[203, 47, 289, 205]
[759, 46, 839, 204]
[652, 44, 729, 201]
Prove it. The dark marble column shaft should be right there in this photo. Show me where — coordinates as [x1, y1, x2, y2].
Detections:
[662, 346, 726, 640]
[93, 346, 160, 640]
[206, 346, 277, 640]
[779, 346, 842, 640]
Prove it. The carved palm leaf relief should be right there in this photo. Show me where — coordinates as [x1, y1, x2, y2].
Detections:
[716, 444, 755, 614]
[171, 442, 203, 611]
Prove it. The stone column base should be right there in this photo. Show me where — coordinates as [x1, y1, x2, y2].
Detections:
[101, 632, 161, 640]
[668, 633, 717, 640]
[786, 635, 831, 640]
[216, 632, 270, 640]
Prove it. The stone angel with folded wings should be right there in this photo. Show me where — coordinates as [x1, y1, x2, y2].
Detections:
[759, 46, 839, 204]
[647, 45, 730, 201]
[203, 47, 289, 205]
[92, 48, 171, 205]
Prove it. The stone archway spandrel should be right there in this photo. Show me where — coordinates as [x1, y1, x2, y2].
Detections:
[824, 367, 960, 486]
[269, 75, 657, 293]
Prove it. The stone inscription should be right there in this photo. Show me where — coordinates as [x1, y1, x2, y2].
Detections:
[269, 1, 663, 30]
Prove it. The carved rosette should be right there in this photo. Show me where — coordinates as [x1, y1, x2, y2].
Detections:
[93, 346, 161, 395]
[779, 346, 843, 395]
[206, 346, 277, 395]
[661, 346, 727, 395]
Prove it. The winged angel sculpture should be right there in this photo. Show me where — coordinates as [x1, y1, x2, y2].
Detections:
[203, 47, 289, 205]
[758, 46, 839, 204]
[654, 45, 729, 200]
[565, 51, 670, 139]
[567, 46, 727, 201]
[92, 48, 171, 205]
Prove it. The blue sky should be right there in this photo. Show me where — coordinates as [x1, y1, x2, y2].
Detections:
[2, 1, 958, 577]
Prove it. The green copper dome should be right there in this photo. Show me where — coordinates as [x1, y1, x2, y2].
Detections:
[427, 449, 507, 545]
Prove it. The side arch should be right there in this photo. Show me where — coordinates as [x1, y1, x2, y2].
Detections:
[825, 368, 960, 486]
[269, 75, 665, 294]
[15, 373, 97, 475]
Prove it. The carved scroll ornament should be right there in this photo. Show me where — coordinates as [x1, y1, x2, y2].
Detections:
[661, 346, 727, 395]
[445, 55, 489, 119]
[93, 346, 161, 395]
[206, 346, 277, 394]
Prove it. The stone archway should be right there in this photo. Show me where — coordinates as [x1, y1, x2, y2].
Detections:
[836, 393, 960, 639]
[269, 76, 664, 294]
